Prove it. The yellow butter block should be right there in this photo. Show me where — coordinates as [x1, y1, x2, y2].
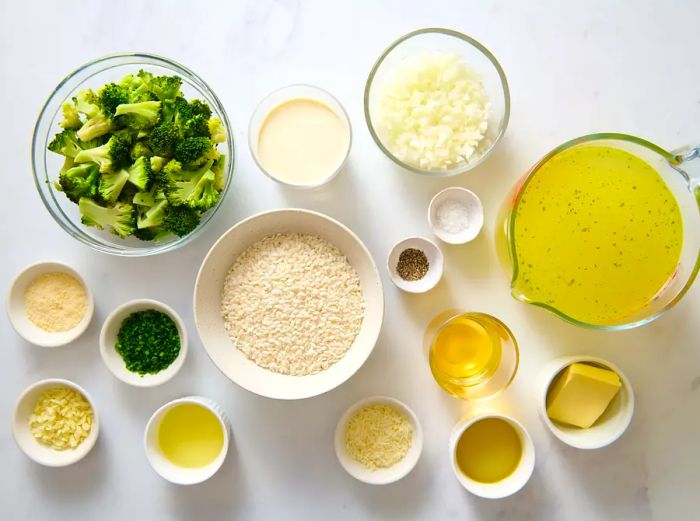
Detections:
[546, 363, 621, 429]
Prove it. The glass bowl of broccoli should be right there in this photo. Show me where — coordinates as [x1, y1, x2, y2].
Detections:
[32, 53, 235, 256]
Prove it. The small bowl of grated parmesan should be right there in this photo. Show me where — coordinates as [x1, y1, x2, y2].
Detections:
[364, 28, 510, 176]
[7, 261, 94, 348]
[12, 378, 99, 467]
[334, 396, 423, 485]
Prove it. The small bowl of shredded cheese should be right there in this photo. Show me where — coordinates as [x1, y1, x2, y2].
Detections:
[334, 396, 423, 485]
[12, 378, 99, 467]
[7, 261, 94, 347]
[364, 28, 510, 176]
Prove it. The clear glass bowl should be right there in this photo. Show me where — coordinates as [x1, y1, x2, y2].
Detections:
[32, 53, 235, 257]
[364, 28, 510, 177]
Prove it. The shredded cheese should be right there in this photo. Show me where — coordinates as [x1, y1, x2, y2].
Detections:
[24, 272, 87, 332]
[29, 387, 93, 450]
[376, 51, 491, 171]
[344, 404, 413, 470]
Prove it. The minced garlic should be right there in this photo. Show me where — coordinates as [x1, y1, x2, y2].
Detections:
[24, 272, 87, 332]
[29, 387, 93, 450]
[344, 404, 413, 470]
[376, 51, 491, 171]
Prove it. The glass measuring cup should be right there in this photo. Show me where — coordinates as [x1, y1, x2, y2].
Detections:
[428, 312, 519, 400]
[498, 133, 700, 330]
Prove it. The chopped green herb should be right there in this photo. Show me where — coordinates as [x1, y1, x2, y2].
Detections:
[116, 309, 180, 375]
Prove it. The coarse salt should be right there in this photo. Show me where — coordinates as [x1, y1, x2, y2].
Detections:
[435, 199, 470, 234]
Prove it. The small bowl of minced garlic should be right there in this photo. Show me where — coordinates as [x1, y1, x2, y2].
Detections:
[7, 261, 94, 347]
[12, 378, 99, 467]
[334, 396, 423, 484]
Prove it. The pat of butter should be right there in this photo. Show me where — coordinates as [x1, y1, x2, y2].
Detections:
[546, 363, 621, 429]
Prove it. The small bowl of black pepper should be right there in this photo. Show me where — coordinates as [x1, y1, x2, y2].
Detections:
[387, 237, 444, 293]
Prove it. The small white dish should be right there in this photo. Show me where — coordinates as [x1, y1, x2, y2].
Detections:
[536, 355, 634, 450]
[144, 396, 231, 485]
[248, 84, 352, 189]
[387, 237, 444, 293]
[449, 413, 535, 499]
[12, 378, 99, 467]
[334, 396, 423, 485]
[99, 299, 188, 387]
[7, 261, 94, 348]
[428, 187, 484, 244]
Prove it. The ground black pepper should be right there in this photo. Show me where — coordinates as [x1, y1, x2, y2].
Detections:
[396, 248, 429, 281]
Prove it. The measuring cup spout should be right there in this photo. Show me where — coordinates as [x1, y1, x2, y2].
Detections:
[671, 145, 700, 198]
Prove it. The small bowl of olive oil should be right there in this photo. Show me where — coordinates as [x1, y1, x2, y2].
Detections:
[144, 396, 230, 485]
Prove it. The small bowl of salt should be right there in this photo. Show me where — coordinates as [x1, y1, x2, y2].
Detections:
[428, 187, 484, 245]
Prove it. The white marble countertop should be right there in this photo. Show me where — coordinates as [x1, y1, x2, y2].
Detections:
[1, 1, 699, 519]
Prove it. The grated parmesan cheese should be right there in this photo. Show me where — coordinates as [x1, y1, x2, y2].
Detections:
[29, 387, 93, 450]
[24, 272, 87, 332]
[376, 51, 491, 171]
[344, 404, 413, 470]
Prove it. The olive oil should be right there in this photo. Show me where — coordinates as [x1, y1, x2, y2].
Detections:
[513, 145, 683, 325]
[429, 313, 516, 399]
[456, 418, 522, 483]
[158, 403, 224, 468]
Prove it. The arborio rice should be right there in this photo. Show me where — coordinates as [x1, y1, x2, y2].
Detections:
[221, 233, 365, 376]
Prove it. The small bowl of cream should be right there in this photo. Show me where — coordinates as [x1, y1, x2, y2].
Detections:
[428, 187, 484, 244]
[249, 84, 352, 189]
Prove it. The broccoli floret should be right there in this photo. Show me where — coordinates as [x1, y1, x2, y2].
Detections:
[74, 135, 131, 173]
[78, 198, 135, 238]
[150, 156, 167, 172]
[131, 140, 152, 160]
[149, 75, 182, 102]
[126, 156, 153, 191]
[208, 117, 226, 143]
[211, 154, 226, 190]
[59, 101, 82, 129]
[73, 89, 99, 118]
[147, 122, 180, 156]
[137, 199, 168, 229]
[183, 114, 210, 138]
[57, 163, 100, 203]
[119, 73, 153, 103]
[133, 191, 156, 207]
[98, 169, 130, 204]
[174, 137, 213, 164]
[133, 227, 159, 241]
[188, 170, 219, 211]
[188, 99, 212, 119]
[77, 113, 113, 142]
[166, 160, 215, 207]
[163, 205, 200, 237]
[48, 129, 83, 158]
[114, 101, 161, 129]
[97, 83, 130, 118]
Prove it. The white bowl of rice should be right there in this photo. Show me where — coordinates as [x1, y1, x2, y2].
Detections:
[193, 209, 384, 400]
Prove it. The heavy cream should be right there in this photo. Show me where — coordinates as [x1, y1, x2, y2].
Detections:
[257, 98, 349, 186]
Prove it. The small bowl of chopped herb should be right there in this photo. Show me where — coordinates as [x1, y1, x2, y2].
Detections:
[387, 237, 444, 293]
[99, 299, 188, 387]
[12, 378, 99, 467]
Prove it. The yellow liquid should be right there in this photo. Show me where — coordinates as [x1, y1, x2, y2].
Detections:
[429, 314, 505, 398]
[158, 403, 224, 468]
[513, 145, 683, 325]
[456, 418, 522, 483]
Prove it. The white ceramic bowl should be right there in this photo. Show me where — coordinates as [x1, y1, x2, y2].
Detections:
[387, 237, 444, 293]
[428, 187, 484, 244]
[193, 209, 384, 400]
[449, 413, 535, 499]
[334, 396, 423, 485]
[249, 84, 352, 189]
[99, 299, 188, 387]
[7, 261, 94, 347]
[144, 396, 230, 485]
[12, 378, 99, 467]
[536, 355, 635, 449]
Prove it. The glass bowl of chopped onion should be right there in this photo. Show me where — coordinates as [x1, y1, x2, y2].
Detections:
[364, 28, 510, 176]
[31, 53, 235, 256]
